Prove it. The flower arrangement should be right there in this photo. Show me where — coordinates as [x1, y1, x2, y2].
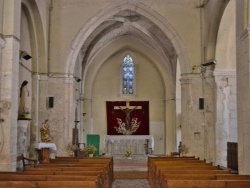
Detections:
[67, 143, 79, 151]
[124, 149, 133, 158]
[83, 145, 97, 155]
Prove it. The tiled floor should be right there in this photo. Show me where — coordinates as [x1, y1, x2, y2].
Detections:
[112, 179, 150, 188]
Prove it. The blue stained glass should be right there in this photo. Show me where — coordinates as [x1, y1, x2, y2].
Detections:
[122, 55, 134, 95]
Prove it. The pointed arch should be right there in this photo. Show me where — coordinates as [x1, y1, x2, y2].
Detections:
[66, 1, 190, 76]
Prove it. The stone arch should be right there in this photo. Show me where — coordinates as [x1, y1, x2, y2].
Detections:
[21, 0, 47, 73]
[66, 1, 190, 76]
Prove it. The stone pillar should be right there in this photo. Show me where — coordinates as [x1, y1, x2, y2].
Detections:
[0, 0, 22, 172]
[214, 70, 237, 167]
[236, 1, 250, 174]
[29, 74, 41, 159]
[41, 75, 74, 156]
[0, 36, 20, 171]
[180, 73, 205, 159]
[17, 120, 31, 166]
[236, 28, 250, 174]
[203, 68, 216, 163]
[165, 98, 176, 154]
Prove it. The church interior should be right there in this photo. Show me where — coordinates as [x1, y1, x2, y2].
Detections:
[1, 0, 250, 186]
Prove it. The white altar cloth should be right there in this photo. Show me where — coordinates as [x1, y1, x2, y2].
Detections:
[104, 135, 154, 155]
[35, 142, 57, 151]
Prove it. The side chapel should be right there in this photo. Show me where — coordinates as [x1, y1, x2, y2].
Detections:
[0, 0, 250, 175]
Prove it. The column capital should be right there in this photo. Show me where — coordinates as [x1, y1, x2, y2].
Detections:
[180, 73, 201, 85]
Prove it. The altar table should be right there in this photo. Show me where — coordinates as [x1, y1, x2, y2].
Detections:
[104, 135, 154, 155]
[35, 142, 56, 163]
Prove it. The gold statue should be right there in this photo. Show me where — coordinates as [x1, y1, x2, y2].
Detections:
[40, 119, 51, 142]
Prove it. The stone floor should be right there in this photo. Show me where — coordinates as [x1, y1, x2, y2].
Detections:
[112, 179, 150, 188]
[112, 155, 151, 187]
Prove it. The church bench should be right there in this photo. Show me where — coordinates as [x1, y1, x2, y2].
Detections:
[0, 180, 99, 188]
[225, 180, 250, 188]
[162, 180, 226, 188]
[51, 156, 114, 181]
[36, 162, 109, 168]
[22, 170, 110, 188]
[155, 170, 230, 188]
[215, 174, 250, 180]
[0, 174, 103, 188]
[25, 166, 110, 181]
[149, 160, 213, 177]
[149, 162, 215, 185]
[158, 173, 238, 188]
[149, 167, 229, 188]
[158, 174, 217, 188]
[161, 180, 250, 188]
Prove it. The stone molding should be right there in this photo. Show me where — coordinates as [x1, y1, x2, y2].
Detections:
[214, 70, 236, 77]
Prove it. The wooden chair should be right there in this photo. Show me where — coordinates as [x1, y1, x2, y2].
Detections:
[17, 154, 38, 169]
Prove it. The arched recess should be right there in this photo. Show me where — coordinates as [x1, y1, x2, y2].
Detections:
[20, 0, 47, 155]
[21, 0, 47, 73]
[65, 1, 191, 153]
[82, 36, 174, 153]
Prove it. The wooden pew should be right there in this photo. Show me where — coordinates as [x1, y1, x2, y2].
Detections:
[22, 169, 109, 188]
[51, 156, 114, 183]
[148, 156, 250, 188]
[157, 170, 230, 188]
[0, 174, 102, 188]
[149, 161, 214, 186]
[225, 180, 250, 188]
[0, 180, 98, 188]
[162, 180, 226, 188]
[0, 156, 113, 188]
[162, 180, 250, 188]
[147, 156, 223, 188]
[22, 170, 108, 187]
[215, 174, 250, 180]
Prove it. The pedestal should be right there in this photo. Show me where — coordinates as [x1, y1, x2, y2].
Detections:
[17, 120, 31, 157]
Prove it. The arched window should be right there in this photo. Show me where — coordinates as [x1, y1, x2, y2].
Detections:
[122, 54, 134, 95]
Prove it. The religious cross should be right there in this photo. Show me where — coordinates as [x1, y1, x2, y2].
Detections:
[114, 101, 142, 130]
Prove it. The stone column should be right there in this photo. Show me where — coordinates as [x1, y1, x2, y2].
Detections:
[0, 36, 20, 171]
[203, 68, 216, 163]
[180, 73, 205, 159]
[165, 98, 176, 154]
[214, 70, 237, 167]
[236, 27, 250, 174]
[41, 75, 75, 156]
[236, 2, 250, 174]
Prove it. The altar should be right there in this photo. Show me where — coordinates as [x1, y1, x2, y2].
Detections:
[104, 135, 154, 155]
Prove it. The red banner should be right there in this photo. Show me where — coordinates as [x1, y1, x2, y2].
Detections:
[106, 101, 149, 135]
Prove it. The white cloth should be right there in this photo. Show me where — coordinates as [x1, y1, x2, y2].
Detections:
[35, 142, 57, 151]
[104, 135, 154, 155]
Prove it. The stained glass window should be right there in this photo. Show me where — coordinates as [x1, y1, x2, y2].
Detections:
[122, 55, 134, 95]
